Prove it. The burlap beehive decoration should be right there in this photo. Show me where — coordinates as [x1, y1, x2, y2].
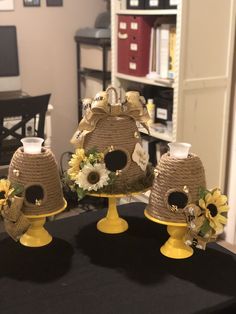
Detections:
[8, 147, 65, 216]
[145, 152, 206, 223]
[70, 86, 154, 194]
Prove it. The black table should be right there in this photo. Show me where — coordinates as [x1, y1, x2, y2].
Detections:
[0, 202, 235, 314]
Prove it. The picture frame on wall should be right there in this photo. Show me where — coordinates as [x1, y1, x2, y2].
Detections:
[23, 0, 40, 6]
[46, 0, 63, 6]
[0, 0, 14, 11]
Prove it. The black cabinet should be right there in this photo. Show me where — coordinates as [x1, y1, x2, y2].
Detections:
[74, 36, 111, 122]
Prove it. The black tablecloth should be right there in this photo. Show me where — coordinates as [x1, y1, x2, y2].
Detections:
[0, 202, 236, 314]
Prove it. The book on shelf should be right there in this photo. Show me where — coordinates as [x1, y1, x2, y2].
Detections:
[149, 27, 155, 73]
[160, 23, 170, 79]
[147, 22, 176, 81]
[168, 24, 176, 79]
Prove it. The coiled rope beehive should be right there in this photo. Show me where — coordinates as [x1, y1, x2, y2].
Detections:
[8, 147, 65, 216]
[146, 153, 206, 223]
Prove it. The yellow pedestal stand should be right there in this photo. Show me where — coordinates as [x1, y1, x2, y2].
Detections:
[144, 210, 193, 259]
[90, 192, 145, 234]
[20, 199, 67, 247]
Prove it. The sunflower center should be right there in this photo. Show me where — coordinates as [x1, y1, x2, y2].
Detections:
[0, 191, 6, 199]
[207, 203, 218, 217]
[87, 171, 100, 184]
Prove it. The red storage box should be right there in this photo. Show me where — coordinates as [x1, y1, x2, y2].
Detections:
[117, 15, 130, 74]
[117, 15, 152, 76]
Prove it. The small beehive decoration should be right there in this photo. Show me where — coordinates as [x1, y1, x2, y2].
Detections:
[70, 86, 153, 194]
[8, 147, 65, 216]
[146, 145, 206, 223]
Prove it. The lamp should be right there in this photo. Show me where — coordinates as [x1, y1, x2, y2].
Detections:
[8, 137, 67, 247]
[145, 142, 206, 259]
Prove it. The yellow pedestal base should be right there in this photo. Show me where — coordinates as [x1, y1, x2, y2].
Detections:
[90, 191, 148, 234]
[20, 217, 52, 247]
[20, 199, 67, 247]
[97, 196, 128, 234]
[144, 210, 193, 259]
[160, 225, 193, 259]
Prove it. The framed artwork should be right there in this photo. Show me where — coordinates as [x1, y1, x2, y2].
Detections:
[46, 0, 63, 6]
[23, 0, 40, 6]
[0, 0, 14, 11]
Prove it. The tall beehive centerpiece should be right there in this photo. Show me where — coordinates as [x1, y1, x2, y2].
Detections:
[145, 143, 207, 258]
[8, 138, 67, 247]
[69, 86, 153, 233]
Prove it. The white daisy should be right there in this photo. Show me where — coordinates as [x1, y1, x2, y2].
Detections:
[75, 163, 110, 192]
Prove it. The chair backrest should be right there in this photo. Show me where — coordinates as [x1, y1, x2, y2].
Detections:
[0, 94, 51, 165]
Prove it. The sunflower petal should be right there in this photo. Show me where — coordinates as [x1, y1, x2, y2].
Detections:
[218, 204, 229, 213]
[199, 199, 206, 209]
[205, 193, 213, 204]
[212, 189, 221, 200]
[209, 220, 224, 235]
[215, 195, 228, 207]
[218, 214, 227, 225]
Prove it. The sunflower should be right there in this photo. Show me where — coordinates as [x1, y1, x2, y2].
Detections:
[75, 162, 110, 192]
[0, 179, 14, 206]
[68, 148, 86, 180]
[199, 189, 229, 235]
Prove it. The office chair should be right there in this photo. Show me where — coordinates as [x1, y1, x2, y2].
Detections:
[0, 94, 51, 167]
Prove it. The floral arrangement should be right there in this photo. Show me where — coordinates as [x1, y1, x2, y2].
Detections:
[184, 187, 229, 249]
[67, 148, 116, 200]
[0, 178, 29, 241]
[0, 179, 23, 208]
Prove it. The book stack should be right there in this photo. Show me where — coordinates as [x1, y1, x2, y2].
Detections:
[148, 18, 176, 80]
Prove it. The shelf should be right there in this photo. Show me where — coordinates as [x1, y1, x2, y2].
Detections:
[79, 68, 111, 81]
[138, 124, 172, 142]
[115, 72, 174, 88]
[117, 9, 177, 15]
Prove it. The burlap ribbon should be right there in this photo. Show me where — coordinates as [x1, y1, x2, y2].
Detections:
[183, 204, 216, 250]
[71, 89, 150, 147]
[1, 196, 30, 241]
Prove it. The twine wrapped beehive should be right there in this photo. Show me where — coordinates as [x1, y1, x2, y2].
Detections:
[84, 115, 147, 192]
[146, 152, 206, 223]
[70, 86, 153, 194]
[8, 147, 65, 216]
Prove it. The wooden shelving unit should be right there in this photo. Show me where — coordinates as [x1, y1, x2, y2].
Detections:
[111, 0, 236, 191]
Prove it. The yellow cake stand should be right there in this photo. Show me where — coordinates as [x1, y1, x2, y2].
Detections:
[144, 209, 193, 259]
[20, 199, 67, 248]
[90, 191, 146, 234]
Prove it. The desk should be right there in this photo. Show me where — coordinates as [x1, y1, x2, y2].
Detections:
[0, 90, 29, 100]
[0, 202, 235, 314]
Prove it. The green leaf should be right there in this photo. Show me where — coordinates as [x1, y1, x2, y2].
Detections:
[198, 219, 211, 237]
[199, 186, 210, 200]
[76, 187, 86, 200]
[12, 183, 24, 197]
[86, 147, 99, 156]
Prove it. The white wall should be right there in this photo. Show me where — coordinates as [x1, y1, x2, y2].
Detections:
[0, 0, 106, 160]
[225, 39, 236, 245]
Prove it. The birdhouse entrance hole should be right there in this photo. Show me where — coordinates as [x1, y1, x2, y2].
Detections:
[104, 150, 128, 172]
[25, 185, 44, 205]
[167, 191, 189, 209]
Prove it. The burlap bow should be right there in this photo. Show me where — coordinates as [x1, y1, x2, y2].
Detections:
[1, 196, 30, 241]
[71, 89, 150, 147]
[183, 204, 217, 250]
